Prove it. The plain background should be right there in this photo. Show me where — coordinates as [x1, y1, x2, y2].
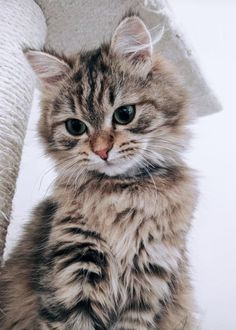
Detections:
[4, 1, 236, 329]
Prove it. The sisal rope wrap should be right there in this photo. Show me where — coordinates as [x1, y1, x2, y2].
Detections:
[0, 0, 46, 263]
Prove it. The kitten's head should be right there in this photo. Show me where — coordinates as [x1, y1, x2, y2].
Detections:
[26, 15, 188, 180]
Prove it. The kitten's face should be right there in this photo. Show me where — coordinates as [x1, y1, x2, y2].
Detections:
[26, 16, 187, 180]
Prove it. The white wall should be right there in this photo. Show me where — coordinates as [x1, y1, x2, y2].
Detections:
[5, 1, 236, 329]
[171, 1, 236, 329]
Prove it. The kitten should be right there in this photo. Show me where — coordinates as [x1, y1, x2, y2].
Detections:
[0, 14, 198, 330]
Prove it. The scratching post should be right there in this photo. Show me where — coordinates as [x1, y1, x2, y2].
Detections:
[0, 0, 46, 263]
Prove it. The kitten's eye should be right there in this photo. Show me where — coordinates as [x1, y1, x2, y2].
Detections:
[113, 105, 135, 125]
[65, 119, 87, 136]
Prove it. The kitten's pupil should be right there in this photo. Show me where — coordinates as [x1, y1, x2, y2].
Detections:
[113, 105, 135, 125]
[65, 119, 87, 136]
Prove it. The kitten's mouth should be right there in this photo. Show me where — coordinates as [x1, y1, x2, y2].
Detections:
[91, 155, 139, 177]
[98, 159, 119, 169]
[103, 159, 114, 165]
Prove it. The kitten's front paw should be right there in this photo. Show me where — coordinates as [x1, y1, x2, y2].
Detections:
[40, 225, 119, 329]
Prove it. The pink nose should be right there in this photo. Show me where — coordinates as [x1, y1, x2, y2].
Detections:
[94, 148, 110, 160]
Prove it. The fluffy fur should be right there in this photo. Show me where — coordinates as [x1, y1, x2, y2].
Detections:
[0, 15, 198, 330]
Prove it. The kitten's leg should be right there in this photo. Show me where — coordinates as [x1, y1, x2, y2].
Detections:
[113, 299, 159, 330]
[157, 277, 199, 330]
[114, 259, 197, 330]
[113, 272, 169, 329]
[39, 222, 119, 330]
[114, 286, 197, 330]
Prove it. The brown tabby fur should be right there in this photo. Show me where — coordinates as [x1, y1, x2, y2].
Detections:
[0, 15, 198, 330]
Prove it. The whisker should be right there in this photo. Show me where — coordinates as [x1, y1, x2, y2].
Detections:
[38, 155, 80, 191]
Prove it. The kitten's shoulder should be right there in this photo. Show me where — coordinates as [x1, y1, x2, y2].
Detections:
[2, 197, 58, 272]
[0, 198, 57, 328]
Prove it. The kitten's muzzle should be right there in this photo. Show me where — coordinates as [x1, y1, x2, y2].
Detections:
[90, 131, 114, 161]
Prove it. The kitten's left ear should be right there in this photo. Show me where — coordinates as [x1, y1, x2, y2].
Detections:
[25, 50, 70, 87]
[111, 15, 152, 64]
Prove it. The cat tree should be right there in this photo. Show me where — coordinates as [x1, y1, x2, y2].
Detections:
[0, 0, 221, 264]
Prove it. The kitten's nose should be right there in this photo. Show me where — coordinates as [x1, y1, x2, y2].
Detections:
[91, 131, 114, 161]
[94, 148, 110, 161]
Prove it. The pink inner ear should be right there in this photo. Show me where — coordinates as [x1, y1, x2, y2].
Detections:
[111, 16, 152, 61]
[25, 51, 70, 85]
[43, 74, 66, 84]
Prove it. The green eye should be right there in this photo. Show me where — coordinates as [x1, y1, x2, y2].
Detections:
[65, 119, 87, 136]
[113, 105, 136, 125]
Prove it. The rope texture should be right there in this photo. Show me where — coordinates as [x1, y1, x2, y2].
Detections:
[0, 0, 46, 263]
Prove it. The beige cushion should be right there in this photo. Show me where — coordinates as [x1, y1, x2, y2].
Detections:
[35, 0, 221, 117]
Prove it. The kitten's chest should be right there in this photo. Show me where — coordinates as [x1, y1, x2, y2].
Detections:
[68, 187, 180, 274]
[55, 184, 184, 306]
[82, 191, 182, 306]
[77, 187, 157, 253]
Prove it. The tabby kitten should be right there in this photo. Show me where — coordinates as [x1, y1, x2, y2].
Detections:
[0, 15, 198, 330]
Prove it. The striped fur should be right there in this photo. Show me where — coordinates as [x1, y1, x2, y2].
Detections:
[0, 15, 198, 330]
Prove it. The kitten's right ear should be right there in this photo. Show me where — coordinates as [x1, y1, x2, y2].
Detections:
[25, 50, 70, 87]
[111, 15, 152, 63]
